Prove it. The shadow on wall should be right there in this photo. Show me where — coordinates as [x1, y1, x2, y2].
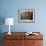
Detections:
[0, 15, 5, 32]
[0, 16, 5, 46]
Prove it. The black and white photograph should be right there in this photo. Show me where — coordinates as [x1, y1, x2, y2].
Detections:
[18, 9, 35, 23]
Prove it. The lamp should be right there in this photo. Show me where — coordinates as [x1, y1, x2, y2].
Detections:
[5, 18, 14, 35]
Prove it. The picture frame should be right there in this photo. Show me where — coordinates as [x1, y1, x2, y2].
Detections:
[18, 9, 35, 23]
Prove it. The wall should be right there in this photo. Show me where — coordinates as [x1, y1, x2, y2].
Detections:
[0, 0, 46, 32]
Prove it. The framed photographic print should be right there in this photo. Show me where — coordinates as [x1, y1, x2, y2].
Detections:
[18, 9, 35, 23]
